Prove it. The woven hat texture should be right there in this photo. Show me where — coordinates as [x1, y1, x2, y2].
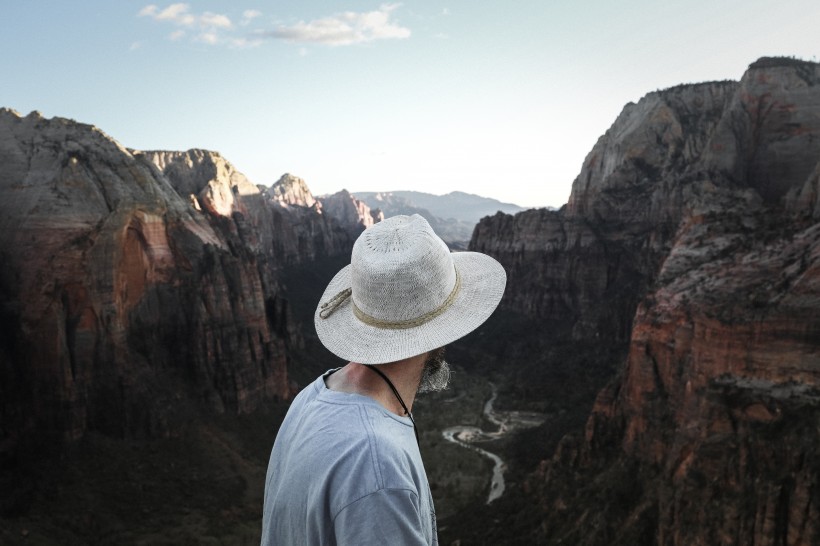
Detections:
[314, 214, 506, 364]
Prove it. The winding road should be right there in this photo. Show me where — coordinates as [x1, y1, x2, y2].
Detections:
[442, 383, 545, 504]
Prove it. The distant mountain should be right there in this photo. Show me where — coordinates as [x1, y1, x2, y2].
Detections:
[353, 190, 528, 249]
[355, 190, 526, 223]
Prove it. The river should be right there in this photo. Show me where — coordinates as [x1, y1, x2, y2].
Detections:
[442, 383, 545, 504]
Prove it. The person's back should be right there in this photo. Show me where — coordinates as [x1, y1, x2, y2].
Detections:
[262, 372, 436, 545]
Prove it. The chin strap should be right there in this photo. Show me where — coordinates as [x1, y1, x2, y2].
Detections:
[364, 365, 419, 446]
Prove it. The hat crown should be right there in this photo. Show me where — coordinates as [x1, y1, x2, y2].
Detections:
[351, 215, 456, 323]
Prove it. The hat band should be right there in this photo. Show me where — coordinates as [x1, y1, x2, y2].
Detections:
[354, 269, 462, 330]
[319, 268, 462, 330]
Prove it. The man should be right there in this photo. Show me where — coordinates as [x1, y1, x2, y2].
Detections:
[262, 214, 506, 545]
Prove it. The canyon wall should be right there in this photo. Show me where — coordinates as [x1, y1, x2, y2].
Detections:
[316, 189, 384, 238]
[0, 112, 375, 478]
[0, 111, 290, 463]
[471, 57, 820, 544]
[139, 153, 355, 266]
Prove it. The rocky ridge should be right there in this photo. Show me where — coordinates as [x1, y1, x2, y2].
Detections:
[470, 57, 820, 545]
[355, 190, 527, 249]
[267, 172, 317, 208]
[140, 153, 357, 266]
[316, 189, 384, 239]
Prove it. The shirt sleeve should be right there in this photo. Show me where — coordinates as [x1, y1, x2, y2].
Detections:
[333, 488, 429, 546]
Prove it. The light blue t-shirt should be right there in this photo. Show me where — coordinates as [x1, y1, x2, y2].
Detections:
[262, 371, 438, 545]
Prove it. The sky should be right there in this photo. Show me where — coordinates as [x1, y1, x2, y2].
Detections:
[2, 1, 818, 208]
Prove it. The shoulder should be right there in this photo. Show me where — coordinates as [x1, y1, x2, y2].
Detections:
[360, 408, 425, 492]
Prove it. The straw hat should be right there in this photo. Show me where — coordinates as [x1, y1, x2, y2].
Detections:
[314, 214, 506, 365]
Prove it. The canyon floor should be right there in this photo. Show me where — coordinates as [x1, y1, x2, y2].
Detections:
[0, 366, 539, 545]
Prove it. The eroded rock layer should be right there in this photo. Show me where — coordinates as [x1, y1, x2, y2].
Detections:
[0, 112, 300, 467]
[471, 57, 820, 545]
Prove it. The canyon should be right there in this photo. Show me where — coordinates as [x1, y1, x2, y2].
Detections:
[461, 56, 820, 545]
[1, 56, 818, 545]
[0, 116, 380, 509]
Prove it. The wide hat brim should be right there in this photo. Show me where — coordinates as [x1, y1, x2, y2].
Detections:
[314, 251, 506, 365]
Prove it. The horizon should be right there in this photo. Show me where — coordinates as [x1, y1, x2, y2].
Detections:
[2, 1, 819, 208]
[314, 187, 531, 207]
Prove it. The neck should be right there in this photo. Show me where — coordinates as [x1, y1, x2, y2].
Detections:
[325, 355, 426, 416]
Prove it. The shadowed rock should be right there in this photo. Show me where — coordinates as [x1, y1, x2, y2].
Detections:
[0, 112, 300, 471]
[470, 57, 820, 545]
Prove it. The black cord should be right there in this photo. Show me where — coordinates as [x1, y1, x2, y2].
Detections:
[364, 364, 420, 446]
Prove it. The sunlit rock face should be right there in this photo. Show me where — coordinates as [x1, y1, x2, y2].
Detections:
[317, 189, 383, 238]
[143, 148, 259, 217]
[268, 172, 317, 208]
[143, 154, 353, 267]
[0, 111, 292, 463]
[263, 174, 355, 265]
[472, 57, 820, 545]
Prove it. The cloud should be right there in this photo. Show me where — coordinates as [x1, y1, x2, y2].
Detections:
[198, 32, 219, 45]
[138, 4, 409, 49]
[241, 9, 262, 25]
[139, 3, 193, 24]
[200, 12, 232, 29]
[139, 3, 239, 46]
[139, 4, 232, 33]
[264, 3, 410, 46]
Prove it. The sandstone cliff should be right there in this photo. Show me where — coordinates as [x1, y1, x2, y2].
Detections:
[0, 112, 295, 475]
[268, 172, 317, 208]
[140, 154, 352, 266]
[317, 189, 384, 238]
[264, 174, 358, 265]
[470, 57, 820, 545]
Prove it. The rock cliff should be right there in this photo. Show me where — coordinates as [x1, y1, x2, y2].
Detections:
[268, 172, 317, 208]
[0, 112, 299, 474]
[140, 154, 352, 266]
[316, 189, 384, 238]
[263, 174, 358, 265]
[470, 57, 820, 545]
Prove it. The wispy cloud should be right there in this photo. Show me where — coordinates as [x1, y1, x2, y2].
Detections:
[262, 3, 410, 46]
[139, 4, 194, 25]
[138, 3, 234, 45]
[198, 32, 219, 45]
[241, 9, 262, 26]
[138, 4, 410, 49]
[200, 12, 232, 29]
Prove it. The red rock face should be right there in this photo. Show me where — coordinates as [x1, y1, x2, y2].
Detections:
[573, 217, 820, 546]
[0, 111, 294, 462]
[471, 58, 820, 545]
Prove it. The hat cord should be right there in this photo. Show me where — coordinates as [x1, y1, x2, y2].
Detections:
[319, 288, 352, 319]
[364, 364, 419, 446]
